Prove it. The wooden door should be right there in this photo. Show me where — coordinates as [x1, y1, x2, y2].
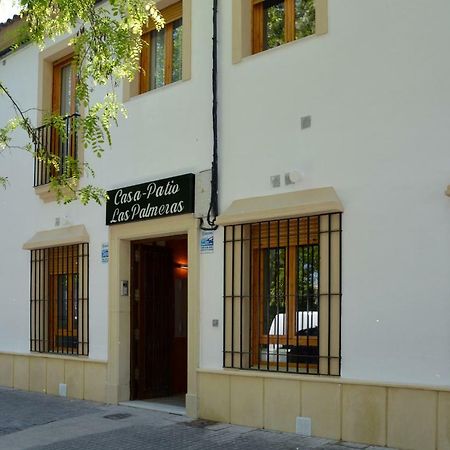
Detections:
[130, 243, 174, 400]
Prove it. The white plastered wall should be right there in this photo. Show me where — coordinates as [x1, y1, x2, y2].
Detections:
[0, 0, 449, 390]
[199, 0, 450, 387]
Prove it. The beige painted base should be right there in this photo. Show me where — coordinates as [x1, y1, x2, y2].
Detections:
[0, 352, 107, 402]
[198, 369, 450, 450]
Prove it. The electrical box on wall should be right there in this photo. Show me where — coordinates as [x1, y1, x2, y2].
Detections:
[120, 280, 129, 296]
[195, 169, 212, 218]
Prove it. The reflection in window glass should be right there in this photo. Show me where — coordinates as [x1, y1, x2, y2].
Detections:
[263, 0, 285, 50]
[295, 0, 315, 40]
[57, 274, 68, 329]
[60, 64, 72, 116]
[172, 19, 183, 83]
[263, 248, 286, 335]
[297, 245, 319, 325]
[151, 29, 166, 89]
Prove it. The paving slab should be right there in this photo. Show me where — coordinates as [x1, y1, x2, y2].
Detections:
[0, 387, 398, 450]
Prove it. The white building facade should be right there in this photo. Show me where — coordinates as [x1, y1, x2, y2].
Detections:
[0, 1, 449, 449]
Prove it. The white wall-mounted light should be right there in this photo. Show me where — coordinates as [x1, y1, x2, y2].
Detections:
[285, 171, 302, 185]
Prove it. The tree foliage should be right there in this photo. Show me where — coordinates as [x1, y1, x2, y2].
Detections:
[264, 0, 315, 50]
[0, 0, 164, 203]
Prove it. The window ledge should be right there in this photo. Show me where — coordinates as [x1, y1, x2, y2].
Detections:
[217, 186, 343, 226]
[125, 79, 186, 104]
[34, 183, 77, 203]
[0, 350, 105, 364]
[238, 33, 319, 64]
[23, 224, 89, 250]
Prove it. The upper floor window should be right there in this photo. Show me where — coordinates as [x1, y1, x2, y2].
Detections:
[232, 0, 327, 63]
[140, 1, 183, 93]
[52, 55, 77, 116]
[252, 0, 315, 53]
[34, 55, 79, 188]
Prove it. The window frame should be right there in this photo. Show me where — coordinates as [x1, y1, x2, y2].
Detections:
[34, 53, 80, 190]
[252, 0, 316, 54]
[139, 1, 183, 93]
[232, 0, 328, 63]
[52, 54, 77, 117]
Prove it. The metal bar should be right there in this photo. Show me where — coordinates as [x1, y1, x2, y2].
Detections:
[44, 248, 48, 352]
[70, 245, 74, 355]
[231, 225, 235, 367]
[86, 242, 90, 356]
[30, 251, 33, 351]
[257, 221, 261, 371]
[307, 216, 311, 373]
[317, 215, 321, 374]
[275, 220, 280, 371]
[81, 243, 85, 355]
[223, 227, 227, 367]
[296, 217, 300, 373]
[239, 224, 244, 369]
[285, 220, 290, 373]
[66, 245, 70, 354]
[33, 133, 37, 187]
[328, 214, 331, 375]
[338, 213, 342, 375]
[43, 125, 47, 185]
[248, 223, 253, 369]
[265, 223, 270, 371]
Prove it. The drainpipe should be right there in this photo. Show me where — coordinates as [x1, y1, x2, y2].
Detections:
[200, 0, 219, 230]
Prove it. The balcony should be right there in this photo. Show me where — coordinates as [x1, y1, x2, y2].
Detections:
[33, 113, 79, 188]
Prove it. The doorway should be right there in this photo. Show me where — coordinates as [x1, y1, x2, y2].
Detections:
[130, 235, 188, 402]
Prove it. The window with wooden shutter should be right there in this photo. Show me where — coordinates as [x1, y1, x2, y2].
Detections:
[140, 1, 183, 93]
[223, 213, 342, 376]
[252, 0, 316, 53]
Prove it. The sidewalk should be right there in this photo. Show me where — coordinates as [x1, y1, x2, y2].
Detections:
[0, 387, 396, 450]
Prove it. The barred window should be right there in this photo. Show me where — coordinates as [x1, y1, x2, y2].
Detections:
[223, 214, 342, 375]
[30, 244, 89, 355]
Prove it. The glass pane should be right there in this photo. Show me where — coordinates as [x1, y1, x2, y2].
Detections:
[263, 248, 286, 335]
[263, 0, 285, 50]
[259, 343, 288, 364]
[60, 64, 72, 116]
[151, 29, 166, 89]
[172, 19, 183, 83]
[295, 0, 315, 39]
[297, 245, 319, 332]
[57, 274, 68, 329]
[73, 273, 78, 327]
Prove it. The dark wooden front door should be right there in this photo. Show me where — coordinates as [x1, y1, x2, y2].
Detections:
[130, 243, 174, 400]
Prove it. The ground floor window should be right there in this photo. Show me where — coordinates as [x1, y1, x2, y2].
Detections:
[223, 213, 341, 375]
[30, 243, 89, 355]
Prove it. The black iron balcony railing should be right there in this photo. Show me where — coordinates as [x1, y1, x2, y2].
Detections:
[33, 113, 79, 187]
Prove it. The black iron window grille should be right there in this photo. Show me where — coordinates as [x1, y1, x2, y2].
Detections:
[223, 213, 342, 375]
[33, 113, 79, 187]
[30, 243, 89, 356]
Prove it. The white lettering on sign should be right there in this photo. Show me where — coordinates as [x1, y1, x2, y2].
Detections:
[146, 180, 180, 199]
[106, 174, 194, 226]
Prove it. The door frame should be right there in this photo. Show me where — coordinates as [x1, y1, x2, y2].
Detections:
[106, 214, 199, 418]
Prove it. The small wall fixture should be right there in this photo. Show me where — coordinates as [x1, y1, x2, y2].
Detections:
[446, 185, 450, 197]
[285, 171, 302, 185]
